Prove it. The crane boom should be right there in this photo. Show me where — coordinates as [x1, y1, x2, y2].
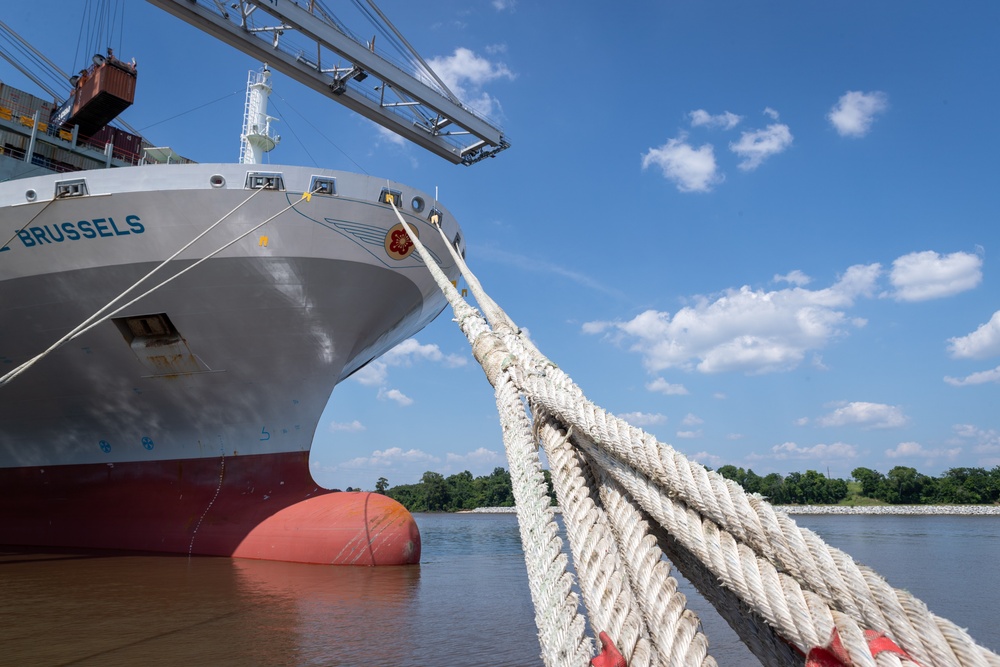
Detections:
[145, 0, 509, 165]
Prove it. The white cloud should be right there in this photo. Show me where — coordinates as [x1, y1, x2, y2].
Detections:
[763, 107, 780, 120]
[352, 361, 388, 386]
[816, 401, 908, 429]
[729, 123, 793, 170]
[384, 338, 467, 368]
[944, 366, 1000, 387]
[424, 47, 515, 119]
[757, 441, 859, 461]
[682, 413, 704, 426]
[618, 411, 667, 426]
[491, 0, 516, 10]
[646, 378, 689, 395]
[887, 250, 982, 302]
[353, 337, 465, 392]
[689, 109, 742, 130]
[828, 91, 889, 138]
[641, 136, 722, 193]
[445, 447, 504, 466]
[774, 270, 811, 287]
[329, 420, 365, 432]
[690, 451, 724, 468]
[378, 387, 413, 406]
[677, 430, 702, 439]
[584, 263, 880, 375]
[339, 446, 440, 470]
[885, 441, 961, 460]
[953, 424, 1000, 454]
[374, 124, 407, 147]
[948, 311, 1000, 360]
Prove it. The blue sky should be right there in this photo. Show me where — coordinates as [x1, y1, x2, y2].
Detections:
[5, 2, 1000, 490]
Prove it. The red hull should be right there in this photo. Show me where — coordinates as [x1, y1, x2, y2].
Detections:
[0, 452, 420, 565]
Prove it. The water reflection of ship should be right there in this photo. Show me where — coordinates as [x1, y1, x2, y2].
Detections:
[0, 550, 422, 665]
[233, 559, 421, 665]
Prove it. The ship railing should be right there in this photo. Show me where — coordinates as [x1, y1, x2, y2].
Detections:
[0, 98, 152, 169]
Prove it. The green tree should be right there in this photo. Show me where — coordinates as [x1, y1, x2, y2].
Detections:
[881, 466, 929, 504]
[717, 465, 747, 488]
[851, 467, 885, 498]
[933, 467, 992, 504]
[446, 470, 476, 510]
[541, 469, 557, 506]
[421, 471, 449, 511]
[759, 473, 786, 503]
[386, 482, 425, 511]
[478, 467, 514, 507]
[375, 477, 389, 494]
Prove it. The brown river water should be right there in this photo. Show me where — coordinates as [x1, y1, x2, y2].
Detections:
[1, 512, 997, 666]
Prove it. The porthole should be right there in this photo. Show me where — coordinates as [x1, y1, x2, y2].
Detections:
[25, 189, 37, 202]
[209, 174, 225, 188]
[411, 196, 425, 213]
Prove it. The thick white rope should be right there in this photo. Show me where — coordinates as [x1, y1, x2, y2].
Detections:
[390, 203, 714, 665]
[1, 187, 307, 389]
[535, 411, 657, 666]
[391, 202, 1000, 666]
[495, 367, 593, 666]
[579, 442, 715, 666]
[382, 202, 593, 665]
[522, 377, 998, 666]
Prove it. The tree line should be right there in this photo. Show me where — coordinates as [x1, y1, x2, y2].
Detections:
[380, 467, 547, 512]
[716, 465, 1000, 505]
[373, 465, 1000, 512]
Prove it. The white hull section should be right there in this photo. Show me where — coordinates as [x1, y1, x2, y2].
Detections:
[0, 163, 462, 469]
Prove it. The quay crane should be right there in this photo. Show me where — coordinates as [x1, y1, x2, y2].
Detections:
[146, 0, 510, 165]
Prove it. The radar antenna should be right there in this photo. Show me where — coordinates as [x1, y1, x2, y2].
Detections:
[145, 0, 510, 165]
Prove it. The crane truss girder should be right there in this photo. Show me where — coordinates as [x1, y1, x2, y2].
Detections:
[146, 0, 509, 165]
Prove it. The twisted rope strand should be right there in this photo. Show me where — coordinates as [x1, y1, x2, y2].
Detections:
[495, 370, 592, 666]
[534, 410, 656, 666]
[584, 452, 716, 666]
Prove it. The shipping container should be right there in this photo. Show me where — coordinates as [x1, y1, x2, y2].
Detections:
[68, 57, 136, 136]
[0, 82, 55, 121]
[113, 127, 142, 155]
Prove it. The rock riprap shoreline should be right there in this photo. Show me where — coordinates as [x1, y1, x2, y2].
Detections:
[465, 505, 1000, 515]
[778, 504, 1000, 515]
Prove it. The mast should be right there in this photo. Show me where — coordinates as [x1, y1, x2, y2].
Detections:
[240, 66, 280, 164]
[145, 0, 509, 165]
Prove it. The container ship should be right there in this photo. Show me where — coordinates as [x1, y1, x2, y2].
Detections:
[0, 21, 474, 565]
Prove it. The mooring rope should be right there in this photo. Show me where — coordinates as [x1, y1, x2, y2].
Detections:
[390, 200, 1000, 667]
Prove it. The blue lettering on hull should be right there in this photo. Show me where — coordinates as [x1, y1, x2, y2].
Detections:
[15, 214, 144, 248]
